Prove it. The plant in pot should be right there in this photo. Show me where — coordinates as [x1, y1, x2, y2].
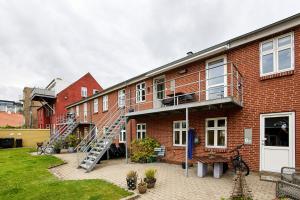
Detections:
[138, 178, 147, 194]
[126, 170, 138, 190]
[144, 168, 157, 188]
[66, 134, 77, 153]
[53, 139, 63, 154]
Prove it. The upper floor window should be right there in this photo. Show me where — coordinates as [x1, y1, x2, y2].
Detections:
[118, 89, 126, 108]
[102, 95, 108, 112]
[173, 121, 186, 146]
[81, 87, 87, 97]
[136, 123, 146, 140]
[93, 89, 99, 94]
[136, 82, 146, 103]
[93, 99, 98, 113]
[76, 105, 79, 116]
[205, 117, 227, 148]
[260, 32, 294, 76]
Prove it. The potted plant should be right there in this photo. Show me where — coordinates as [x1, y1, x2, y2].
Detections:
[66, 135, 77, 153]
[137, 179, 147, 194]
[53, 140, 63, 154]
[144, 168, 157, 188]
[126, 170, 138, 190]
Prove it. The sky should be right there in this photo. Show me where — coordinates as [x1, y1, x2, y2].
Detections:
[0, 0, 300, 101]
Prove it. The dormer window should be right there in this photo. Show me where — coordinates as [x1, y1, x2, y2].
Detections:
[81, 87, 87, 97]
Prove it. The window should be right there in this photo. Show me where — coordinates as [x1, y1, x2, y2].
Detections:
[93, 89, 99, 94]
[102, 95, 108, 111]
[173, 121, 187, 146]
[83, 103, 87, 122]
[93, 99, 98, 113]
[260, 33, 294, 76]
[81, 87, 87, 97]
[136, 82, 146, 103]
[119, 126, 126, 143]
[76, 105, 79, 117]
[205, 117, 227, 148]
[136, 123, 146, 140]
[118, 89, 126, 108]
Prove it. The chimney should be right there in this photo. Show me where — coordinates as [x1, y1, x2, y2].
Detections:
[187, 51, 193, 56]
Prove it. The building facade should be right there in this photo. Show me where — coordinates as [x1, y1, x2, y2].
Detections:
[67, 14, 300, 173]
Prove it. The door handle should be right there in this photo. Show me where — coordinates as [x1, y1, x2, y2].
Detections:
[261, 138, 267, 145]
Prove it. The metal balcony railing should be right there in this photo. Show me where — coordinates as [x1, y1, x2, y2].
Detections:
[30, 88, 55, 99]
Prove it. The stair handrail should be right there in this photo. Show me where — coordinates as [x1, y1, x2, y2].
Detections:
[78, 107, 125, 153]
[75, 101, 123, 151]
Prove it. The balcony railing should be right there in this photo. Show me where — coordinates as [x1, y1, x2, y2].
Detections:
[125, 62, 243, 114]
[30, 88, 55, 100]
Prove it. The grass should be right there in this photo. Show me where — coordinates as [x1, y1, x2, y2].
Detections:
[0, 148, 132, 200]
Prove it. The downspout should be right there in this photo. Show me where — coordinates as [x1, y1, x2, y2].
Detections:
[185, 107, 189, 177]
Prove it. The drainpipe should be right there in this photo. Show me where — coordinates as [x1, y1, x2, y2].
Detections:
[185, 107, 189, 177]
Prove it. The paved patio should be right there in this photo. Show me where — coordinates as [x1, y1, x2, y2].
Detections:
[50, 153, 276, 200]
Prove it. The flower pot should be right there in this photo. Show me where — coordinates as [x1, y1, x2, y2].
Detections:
[144, 178, 156, 188]
[68, 147, 75, 153]
[138, 184, 147, 194]
[126, 178, 137, 190]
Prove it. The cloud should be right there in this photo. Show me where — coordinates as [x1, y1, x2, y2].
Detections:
[0, 0, 299, 101]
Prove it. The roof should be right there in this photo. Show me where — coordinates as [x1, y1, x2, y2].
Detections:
[66, 13, 300, 109]
[0, 112, 24, 127]
[0, 100, 23, 106]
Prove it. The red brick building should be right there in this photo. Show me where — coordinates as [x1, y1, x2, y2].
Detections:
[34, 73, 102, 129]
[67, 14, 300, 173]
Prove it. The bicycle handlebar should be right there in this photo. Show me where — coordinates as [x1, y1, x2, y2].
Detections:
[229, 144, 244, 153]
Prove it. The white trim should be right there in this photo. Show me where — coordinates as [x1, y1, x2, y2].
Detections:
[76, 105, 79, 117]
[205, 55, 228, 100]
[136, 123, 146, 140]
[119, 126, 126, 143]
[118, 89, 126, 108]
[81, 87, 87, 97]
[260, 32, 294, 76]
[136, 82, 146, 103]
[205, 117, 227, 148]
[259, 112, 295, 172]
[102, 95, 108, 112]
[173, 120, 187, 147]
[93, 98, 98, 113]
[83, 103, 87, 122]
[153, 75, 166, 108]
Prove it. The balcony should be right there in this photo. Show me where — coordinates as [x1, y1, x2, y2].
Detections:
[125, 62, 243, 118]
[30, 88, 56, 102]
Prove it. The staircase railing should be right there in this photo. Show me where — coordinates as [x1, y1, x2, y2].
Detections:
[75, 101, 124, 152]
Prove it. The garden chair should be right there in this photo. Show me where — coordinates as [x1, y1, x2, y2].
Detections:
[153, 146, 165, 162]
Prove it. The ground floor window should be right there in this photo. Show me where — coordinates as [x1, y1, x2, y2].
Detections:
[173, 121, 187, 146]
[136, 123, 146, 140]
[205, 117, 227, 148]
[119, 126, 126, 143]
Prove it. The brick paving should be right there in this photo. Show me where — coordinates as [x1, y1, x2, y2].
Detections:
[50, 153, 276, 200]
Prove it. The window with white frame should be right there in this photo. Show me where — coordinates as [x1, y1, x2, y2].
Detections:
[81, 87, 87, 97]
[102, 95, 108, 111]
[119, 126, 126, 143]
[260, 33, 294, 76]
[136, 82, 146, 103]
[93, 89, 99, 94]
[93, 99, 98, 113]
[136, 123, 146, 140]
[118, 89, 126, 108]
[205, 117, 227, 148]
[173, 121, 187, 146]
[76, 105, 79, 117]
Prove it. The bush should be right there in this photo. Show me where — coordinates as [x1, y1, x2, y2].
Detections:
[131, 137, 160, 163]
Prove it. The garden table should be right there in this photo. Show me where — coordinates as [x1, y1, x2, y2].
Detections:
[196, 155, 228, 178]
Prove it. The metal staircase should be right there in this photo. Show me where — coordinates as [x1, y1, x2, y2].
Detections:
[48, 113, 78, 146]
[78, 108, 125, 172]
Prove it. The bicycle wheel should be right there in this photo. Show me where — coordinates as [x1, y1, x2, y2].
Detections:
[239, 160, 250, 176]
[37, 146, 43, 155]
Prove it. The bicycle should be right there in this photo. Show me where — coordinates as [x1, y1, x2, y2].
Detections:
[37, 142, 52, 155]
[229, 144, 250, 176]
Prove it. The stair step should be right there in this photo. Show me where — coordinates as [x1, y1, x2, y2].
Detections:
[93, 147, 104, 151]
[84, 159, 94, 164]
[90, 150, 101, 154]
[80, 163, 90, 169]
[88, 155, 97, 160]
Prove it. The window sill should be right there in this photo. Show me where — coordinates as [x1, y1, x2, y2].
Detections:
[102, 110, 108, 113]
[260, 70, 294, 80]
[204, 147, 227, 153]
[93, 112, 98, 115]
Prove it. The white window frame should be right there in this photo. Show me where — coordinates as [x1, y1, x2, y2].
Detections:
[76, 105, 79, 117]
[93, 89, 99, 94]
[136, 123, 146, 140]
[119, 126, 126, 143]
[260, 32, 294, 76]
[118, 89, 126, 108]
[205, 117, 227, 148]
[102, 95, 108, 112]
[83, 103, 88, 122]
[81, 87, 87, 97]
[173, 120, 187, 147]
[93, 99, 98, 113]
[136, 82, 146, 103]
[205, 55, 227, 100]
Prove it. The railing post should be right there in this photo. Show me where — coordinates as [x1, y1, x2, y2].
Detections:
[198, 71, 201, 102]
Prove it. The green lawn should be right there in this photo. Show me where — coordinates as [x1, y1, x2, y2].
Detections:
[0, 148, 132, 200]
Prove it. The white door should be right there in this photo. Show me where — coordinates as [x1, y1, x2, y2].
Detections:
[206, 56, 227, 100]
[153, 76, 165, 108]
[83, 103, 87, 122]
[260, 112, 295, 172]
